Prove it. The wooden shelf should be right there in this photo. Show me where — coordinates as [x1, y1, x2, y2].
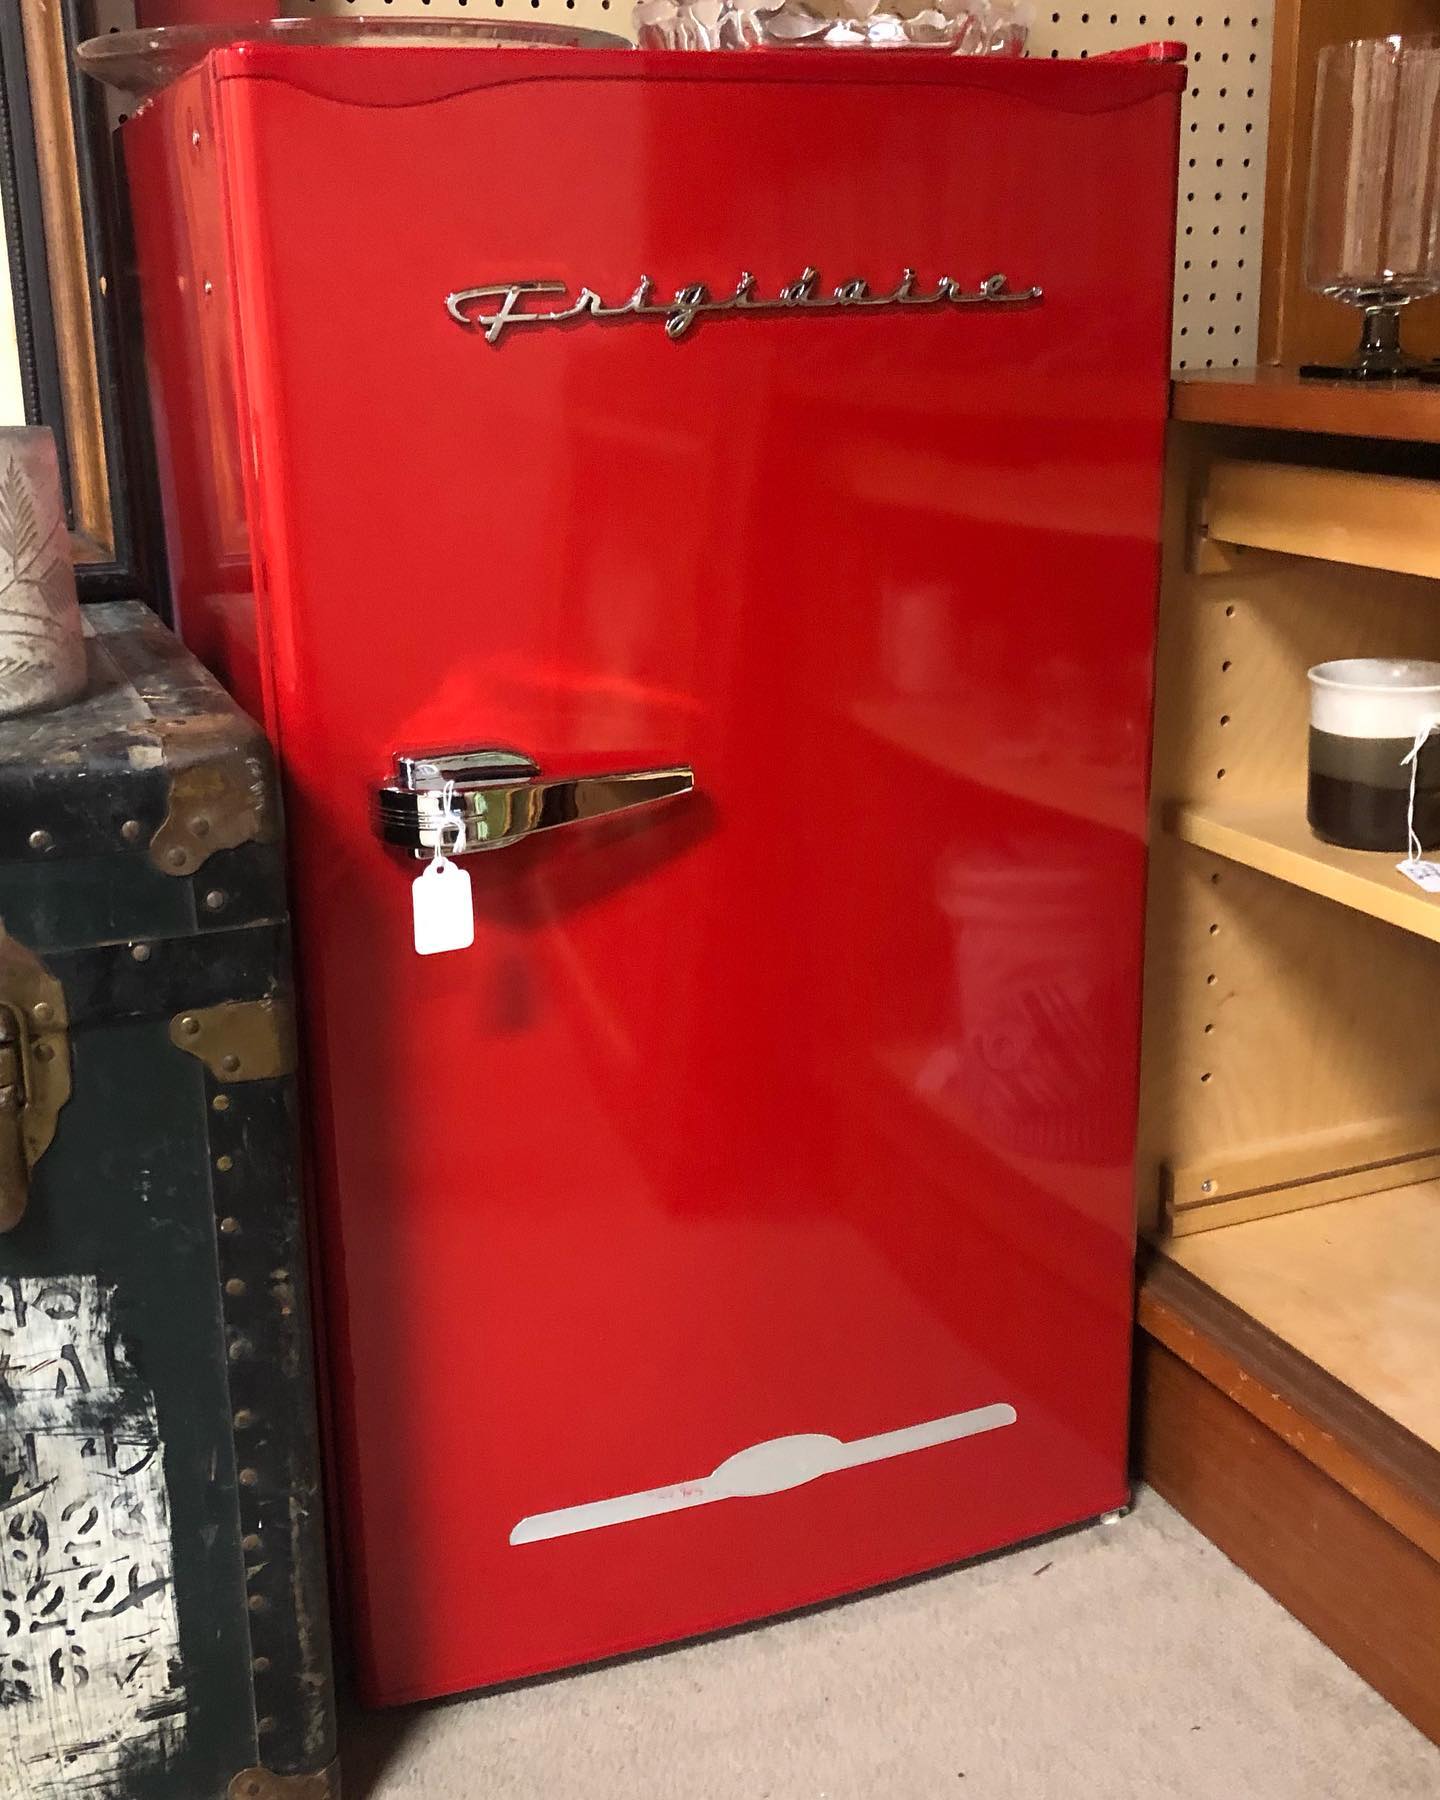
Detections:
[1174, 366, 1440, 444]
[1172, 798, 1440, 944]
[1203, 457, 1440, 578]
[1165, 1182, 1440, 1456]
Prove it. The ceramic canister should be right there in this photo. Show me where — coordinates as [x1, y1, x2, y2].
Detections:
[0, 427, 86, 719]
[1308, 658, 1440, 852]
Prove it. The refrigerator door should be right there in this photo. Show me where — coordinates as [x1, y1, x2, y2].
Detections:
[127, 46, 1182, 1704]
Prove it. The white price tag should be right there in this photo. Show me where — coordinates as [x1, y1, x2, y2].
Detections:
[1397, 858, 1440, 894]
[412, 857, 474, 954]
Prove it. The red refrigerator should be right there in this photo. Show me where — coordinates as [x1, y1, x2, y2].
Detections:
[117, 31, 1182, 1705]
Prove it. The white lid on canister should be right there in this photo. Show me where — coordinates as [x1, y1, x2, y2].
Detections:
[1308, 659, 1440, 740]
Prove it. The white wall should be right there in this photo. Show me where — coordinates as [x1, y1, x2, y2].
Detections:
[0, 209, 27, 428]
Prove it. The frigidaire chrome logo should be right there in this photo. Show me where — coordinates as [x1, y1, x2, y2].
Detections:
[445, 267, 1043, 345]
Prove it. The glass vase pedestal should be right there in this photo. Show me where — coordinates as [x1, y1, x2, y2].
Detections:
[1300, 303, 1432, 381]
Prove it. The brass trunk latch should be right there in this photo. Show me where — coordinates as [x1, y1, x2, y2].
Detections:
[0, 927, 70, 1233]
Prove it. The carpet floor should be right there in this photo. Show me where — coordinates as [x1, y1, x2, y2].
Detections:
[341, 1486, 1440, 1800]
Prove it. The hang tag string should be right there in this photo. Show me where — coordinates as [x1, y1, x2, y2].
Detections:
[428, 778, 466, 871]
[1400, 715, 1440, 863]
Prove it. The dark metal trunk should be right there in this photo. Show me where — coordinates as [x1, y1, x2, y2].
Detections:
[0, 603, 337, 1800]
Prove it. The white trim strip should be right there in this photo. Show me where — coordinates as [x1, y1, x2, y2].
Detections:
[509, 1402, 1017, 1546]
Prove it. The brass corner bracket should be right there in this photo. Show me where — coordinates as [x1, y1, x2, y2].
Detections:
[229, 1762, 340, 1800]
[150, 726, 276, 877]
[170, 998, 296, 1082]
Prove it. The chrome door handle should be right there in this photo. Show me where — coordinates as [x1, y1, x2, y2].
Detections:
[374, 747, 694, 857]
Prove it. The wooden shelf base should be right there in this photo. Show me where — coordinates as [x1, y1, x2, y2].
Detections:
[1165, 1183, 1440, 1455]
[1138, 1253, 1440, 1747]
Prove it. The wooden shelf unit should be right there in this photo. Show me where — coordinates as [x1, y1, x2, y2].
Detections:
[1139, 376, 1440, 1747]
[1139, 446, 1440, 1241]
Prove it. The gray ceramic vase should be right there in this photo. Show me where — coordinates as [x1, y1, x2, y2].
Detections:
[0, 427, 86, 718]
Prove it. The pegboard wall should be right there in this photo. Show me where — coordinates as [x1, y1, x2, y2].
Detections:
[102, 1, 1276, 367]
[1028, 6, 1276, 369]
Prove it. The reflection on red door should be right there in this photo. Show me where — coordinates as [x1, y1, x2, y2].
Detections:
[125, 42, 1182, 1704]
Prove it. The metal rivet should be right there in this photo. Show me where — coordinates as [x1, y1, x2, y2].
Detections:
[189, 815, 211, 838]
[204, 889, 226, 912]
[131, 943, 152, 963]
[203, 279, 214, 298]
[33, 1043, 53, 1064]
[28, 829, 52, 853]
[225, 1277, 246, 1297]
[257, 1716, 277, 1735]
[219, 1216, 241, 1235]
[247, 1592, 268, 1612]
[190, 128, 201, 149]
[121, 818, 143, 844]
[1200, 1179, 1215, 1193]
[216, 1153, 234, 1172]
[242, 1535, 263, 1555]
[166, 845, 189, 869]
[30, 1002, 52, 1026]
[233, 1407, 257, 1429]
[251, 1653, 271, 1673]
[221, 1053, 241, 1075]
[212, 1094, 230, 1112]
[178, 1015, 201, 1037]
[239, 1468, 260, 1488]
[229, 1337, 253, 1362]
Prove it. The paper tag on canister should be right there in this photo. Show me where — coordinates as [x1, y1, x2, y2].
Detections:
[412, 858, 475, 954]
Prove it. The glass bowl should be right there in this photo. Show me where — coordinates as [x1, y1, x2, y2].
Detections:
[77, 17, 631, 100]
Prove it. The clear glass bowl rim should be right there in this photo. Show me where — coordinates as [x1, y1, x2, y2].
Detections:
[77, 17, 632, 94]
[1316, 31, 1440, 57]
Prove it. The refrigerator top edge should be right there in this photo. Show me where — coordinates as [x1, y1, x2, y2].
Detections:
[195, 43, 1188, 110]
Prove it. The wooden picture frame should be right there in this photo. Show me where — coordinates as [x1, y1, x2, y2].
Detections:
[0, 2, 163, 604]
